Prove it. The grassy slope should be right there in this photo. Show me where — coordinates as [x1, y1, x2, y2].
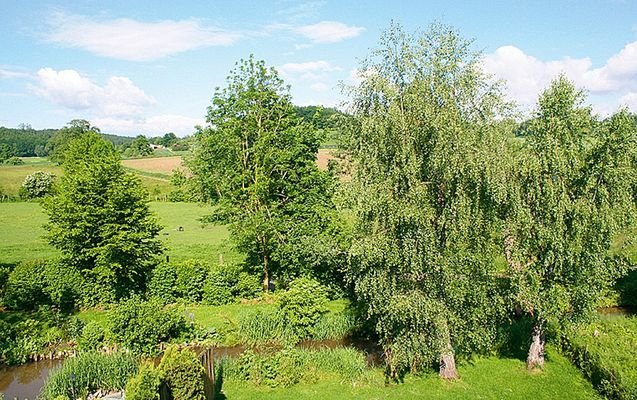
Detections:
[0, 201, 239, 265]
[223, 347, 599, 400]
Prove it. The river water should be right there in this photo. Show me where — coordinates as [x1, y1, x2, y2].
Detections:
[0, 359, 62, 400]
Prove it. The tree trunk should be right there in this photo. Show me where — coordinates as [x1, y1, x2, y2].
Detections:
[439, 342, 458, 380]
[526, 322, 545, 370]
[263, 254, 269, 292]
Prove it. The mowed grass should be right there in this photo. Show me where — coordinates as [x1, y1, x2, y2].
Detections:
[0, 201, 239, 265]
[222, 346, 599, 400]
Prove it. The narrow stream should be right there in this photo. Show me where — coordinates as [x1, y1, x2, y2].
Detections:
[0, 359, 62, 400]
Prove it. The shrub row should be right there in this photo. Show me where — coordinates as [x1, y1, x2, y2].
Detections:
[149, 260, 260, 305]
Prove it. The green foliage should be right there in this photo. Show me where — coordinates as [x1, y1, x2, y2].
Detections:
[40, 352, 138, 400]
[108, 296, 193, 355]
[149, 262, 178, 303]
[279, 277, 329, 337]
[189, 55, 336, 290]
[237, 307, 295, 345]
[4, 156, 23, 165]
[506, 78, 637, 353]
[310, 309, 359, 341]
[203, 264, 261, 306]
[175, 259, 209, 303]
[126, 134, 153, 157]
[224, 347, 367, 388]
[564, 316, 637, 399]
[46, 119, 99, 164]
[125, 362, 161, 400]
[158, 345, 206, 400]
[43, 131, 163, 305]
[78, 321, 106, 351]
[20, 170, 55, 199]
[3, 259, 49, 310]
[345, 22, 510, 377]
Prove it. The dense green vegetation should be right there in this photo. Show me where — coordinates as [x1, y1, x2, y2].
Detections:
[2, 19, 637, 400]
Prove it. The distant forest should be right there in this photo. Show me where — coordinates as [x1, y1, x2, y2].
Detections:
[0, 105, 347, 160]
[0, 125, 134, 158]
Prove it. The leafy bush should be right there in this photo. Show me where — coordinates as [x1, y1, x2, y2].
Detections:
[4, 156, 23, 165]
[202, 265, 237, 306]
[3, 259, 50, 310]
[20, 171, 55, 199]
[78, 321, 106, 351]
[125, 362, 161, 400]
[108, 296, 193, 355]
[279, 277, 329, 337]
[40, 352, 138, 400]
[0, 265, 10, 307]
[175, 260, 209, 303]
[149, 263, 178, 303]
[203, 265, 261, 306]
[43, 262, 84, 311]
[158, 345, 205, 400]
[236, 272, 261, 299]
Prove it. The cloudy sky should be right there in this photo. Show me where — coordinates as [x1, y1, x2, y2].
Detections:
[1, 0, 636, 136]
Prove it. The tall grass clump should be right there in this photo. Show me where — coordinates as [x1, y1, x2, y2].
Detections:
[222, 347, 367, 388]
[237, 308, 296, 345]
[311, 310, 359, 340]
[40, 352, 138, 399]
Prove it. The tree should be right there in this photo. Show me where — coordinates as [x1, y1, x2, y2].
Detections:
[189, 56, 335, 291]
[43, 132, 162, 305]
[129, 134, 153, 156]
[46, 119, 100, 164]
[160, 132, 178, 147]
[345, 23, 511, 379]
[505, 77, 637, 369]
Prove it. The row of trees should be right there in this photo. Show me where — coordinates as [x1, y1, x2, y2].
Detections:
[186, 23, 637, 380]
[33, 21, 637, 383]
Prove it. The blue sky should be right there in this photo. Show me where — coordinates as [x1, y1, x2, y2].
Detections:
[1, 0, 637, 136]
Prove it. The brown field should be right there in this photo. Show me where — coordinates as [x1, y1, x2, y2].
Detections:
[122, 156, 185, 175]
[316, 148, 337, 170]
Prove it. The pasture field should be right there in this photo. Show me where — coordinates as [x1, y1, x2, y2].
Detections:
[0, 162, 62, 196]
[0, 201, 239, 266]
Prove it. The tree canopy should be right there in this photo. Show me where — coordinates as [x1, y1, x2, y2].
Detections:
[345, 23, 512, 379]
[189, 56, 337, 290]
[43, 131, 163, 305]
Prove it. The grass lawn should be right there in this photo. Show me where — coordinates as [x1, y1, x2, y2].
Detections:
[0, 201, 59, 264]
[0, 201, 239, 265]
[222, 346, 599, 400]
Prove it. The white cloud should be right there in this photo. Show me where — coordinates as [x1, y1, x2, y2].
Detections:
[619, 92, 637, 110]
[93, 114, 204, 137]
[483, 41, 637, 112]
[278, 60, 339, 75]
[32, 68, 155, 117]
[0, 68, 31, 79]
[295, 21, 364, 43]
[309, 82, 329, 91]
[46, 13, 241, 61]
